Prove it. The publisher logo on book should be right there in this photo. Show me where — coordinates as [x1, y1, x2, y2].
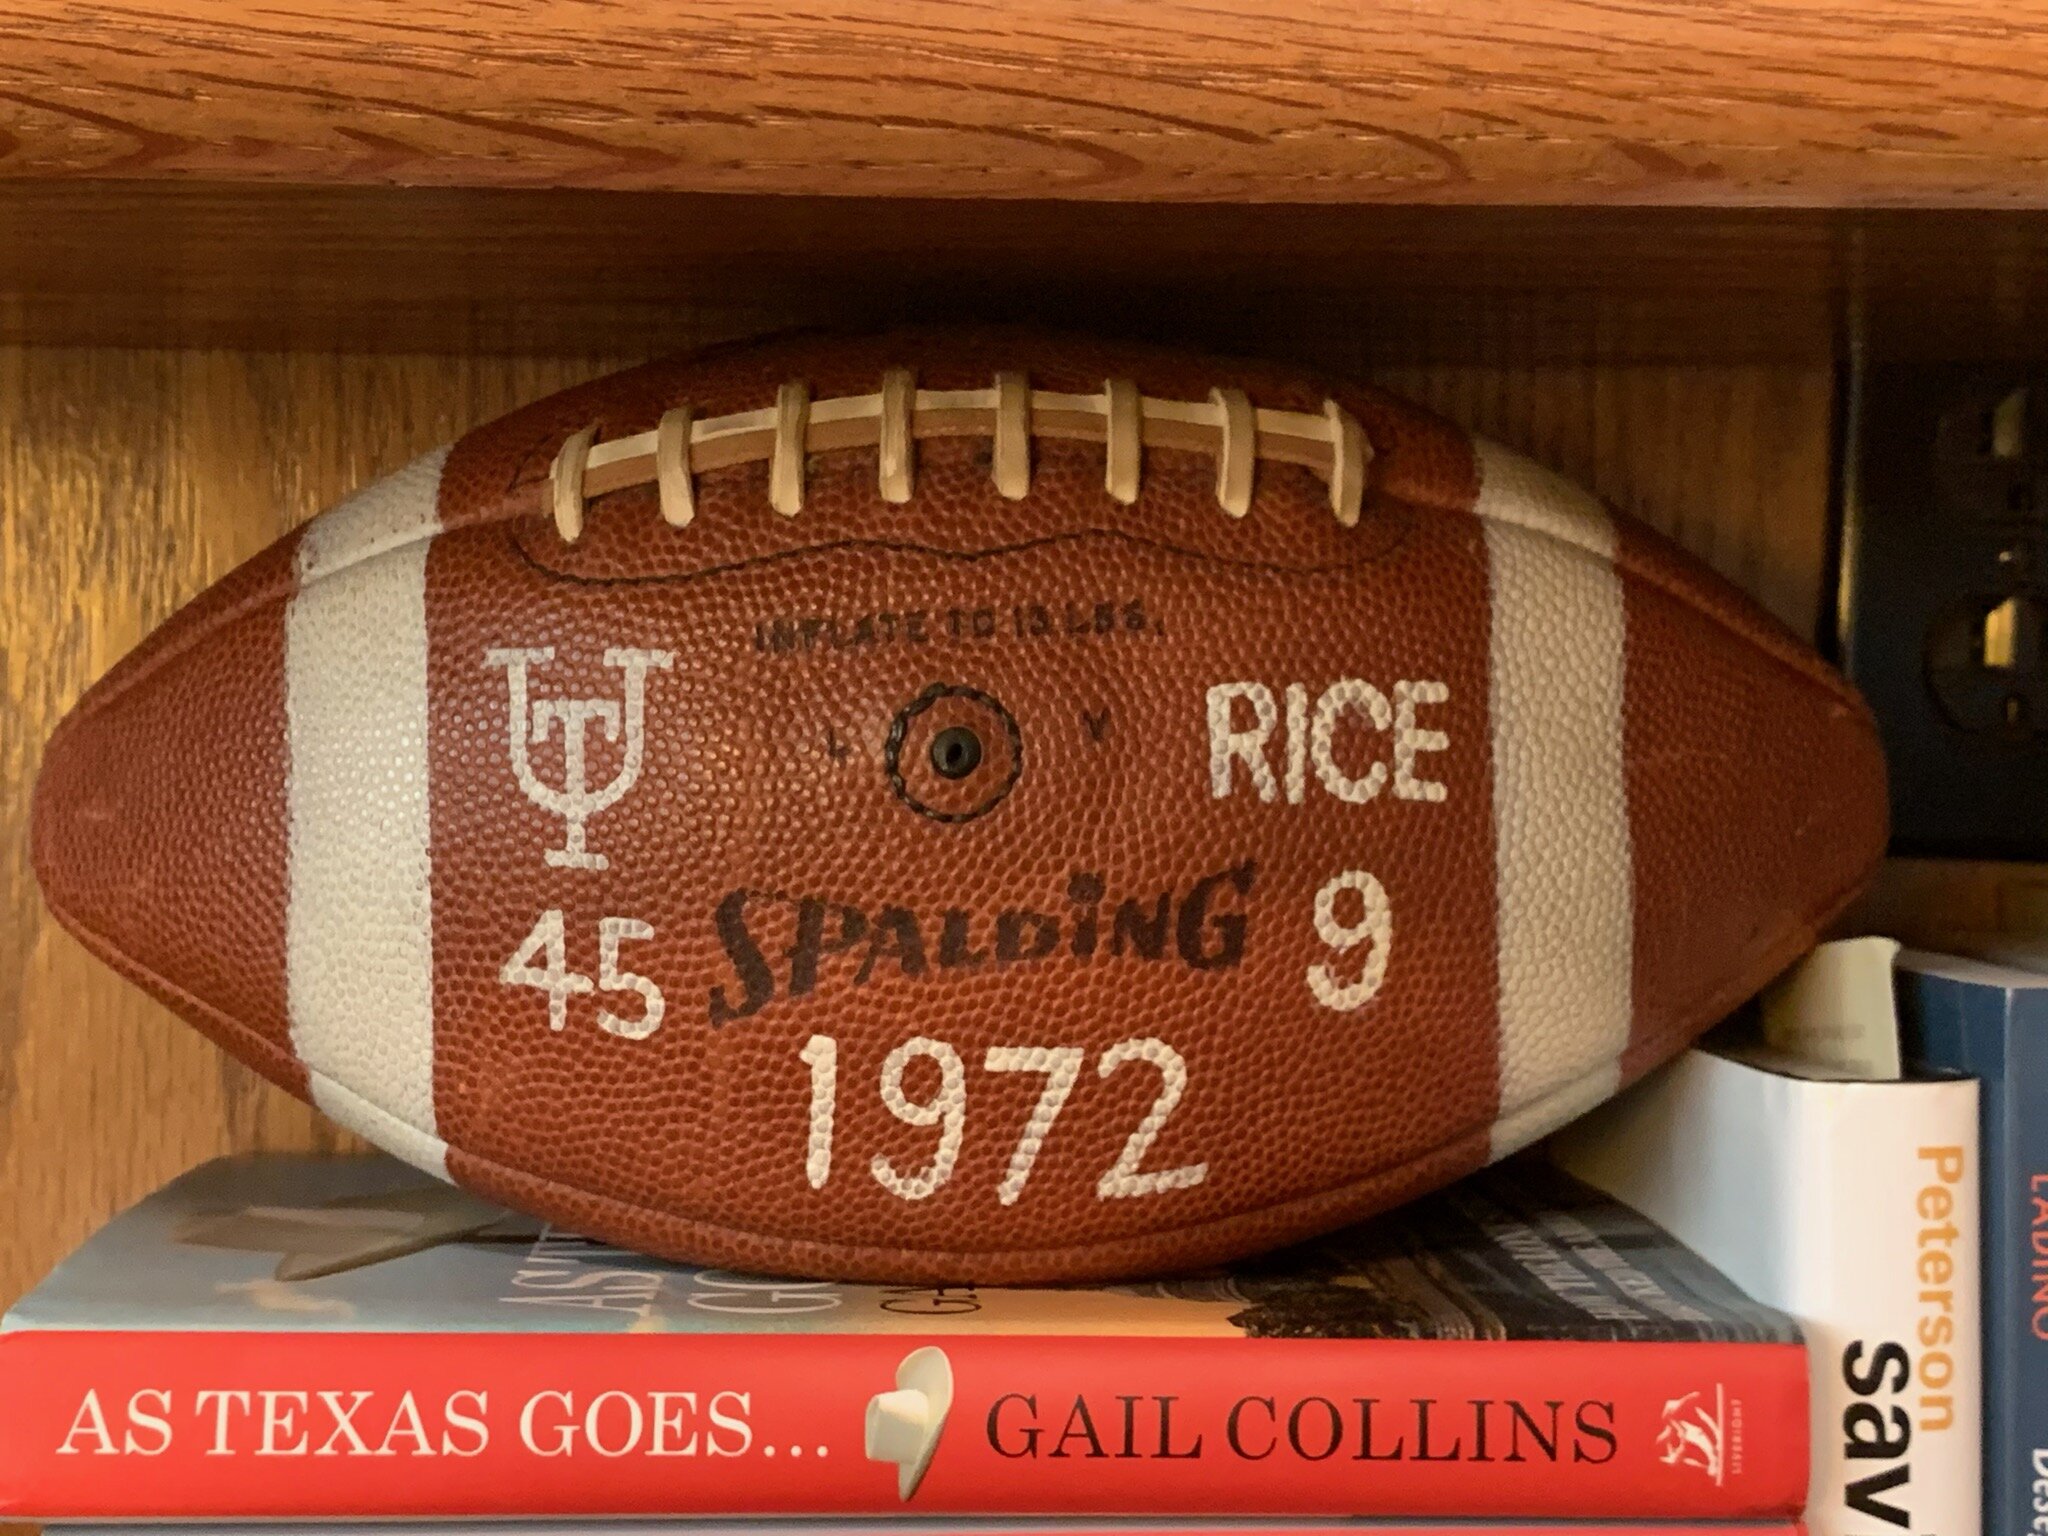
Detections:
[1657, 1386, 1740, 1485]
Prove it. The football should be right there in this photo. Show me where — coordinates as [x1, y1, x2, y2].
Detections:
[31, 330, 1888, 1283]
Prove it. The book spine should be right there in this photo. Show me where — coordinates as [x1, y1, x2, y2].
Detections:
[0, 1329, 1805, 1520]
[1796, 1091, 1982, 1536]
[1555, 1054, 1982, 1536]
[1999, 1023, 2048, 1536]
[1908, 986, 2046, 1536]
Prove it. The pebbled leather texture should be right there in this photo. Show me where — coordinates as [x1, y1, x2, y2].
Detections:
[31, 329, 1889, 1283]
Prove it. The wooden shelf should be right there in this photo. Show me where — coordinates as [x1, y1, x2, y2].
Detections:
[4, 1, 2047, 206]
[8, 1, 2048, 361]
[3, 181, 2048, 363]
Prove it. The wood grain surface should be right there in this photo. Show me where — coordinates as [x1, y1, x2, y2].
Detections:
[1, 2, 2046, 206]
[7, 181, 2048, 366]
[0, 337, 1834, 1320]
[1840, 857, 2048, 949]
[0, 184, 1850, 361]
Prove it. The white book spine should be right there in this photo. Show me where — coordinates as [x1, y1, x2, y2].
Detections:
[1553, 1051, 1980, 1536]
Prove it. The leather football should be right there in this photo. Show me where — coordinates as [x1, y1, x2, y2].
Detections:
[31, 330, 1888, 1283]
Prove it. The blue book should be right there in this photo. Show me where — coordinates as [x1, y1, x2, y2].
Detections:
[1896, 950, 2048, 1536]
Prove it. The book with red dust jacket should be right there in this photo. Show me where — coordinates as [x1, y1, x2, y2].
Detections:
[0, 1154, 1806, 1521]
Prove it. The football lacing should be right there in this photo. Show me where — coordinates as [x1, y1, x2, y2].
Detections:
[547, 371, 1374, 542]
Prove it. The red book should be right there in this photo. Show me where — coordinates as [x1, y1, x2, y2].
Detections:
[107, 1524, 1813, 1536]
[121, 1524, 1812, 1536]
[0, 1154, 1807, 1520]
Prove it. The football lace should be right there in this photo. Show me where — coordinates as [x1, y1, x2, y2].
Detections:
[546, 371, 1374, 542]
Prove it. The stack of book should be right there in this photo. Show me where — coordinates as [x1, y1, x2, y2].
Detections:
[0, 1154, 1805, 1536]
[5, 937, 2040, 1536]
[1559, 941, 2048, 1536]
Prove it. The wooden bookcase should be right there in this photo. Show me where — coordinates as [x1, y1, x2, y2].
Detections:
[3, 0, 2047, 1362]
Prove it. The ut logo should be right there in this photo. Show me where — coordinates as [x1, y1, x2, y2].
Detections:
[484, 645, 676, 870]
